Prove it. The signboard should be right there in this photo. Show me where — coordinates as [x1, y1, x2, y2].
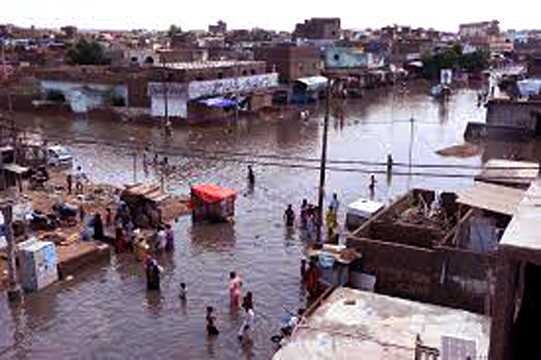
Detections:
[188, 73, 278, 100]
[149, 73, 278, 100]
[441, 69, 453, 85]
[147, 82, 188, 97]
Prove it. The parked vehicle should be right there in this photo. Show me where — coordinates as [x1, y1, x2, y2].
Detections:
[47, 145, 73, 167]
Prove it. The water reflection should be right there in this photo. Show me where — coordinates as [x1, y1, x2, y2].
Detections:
[189, 221, 236, 252]
[438, 99, 449, 124]
[145, 290, 163, 316]
[284, 227, 295, 247]
[4, 298, 30, 359]
[23, 286, 59, 330]
[205, 332, 219, 358]
[240, 337, 254, 360]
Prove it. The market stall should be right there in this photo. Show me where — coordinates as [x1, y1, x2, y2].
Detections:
[190, 184, 237, 222]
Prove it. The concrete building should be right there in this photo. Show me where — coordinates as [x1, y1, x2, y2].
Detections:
[293, 18, 341, 40]
[489, 177, 541, 359]
[489, 34, 514, 54]
[459, 20, 500, 39]
[253, 45, 321, 83]
[208, 20, 227, 34]
[147, 61, 278, 119]
[485, 97, 541, 137]
[324, 47, 383, 69]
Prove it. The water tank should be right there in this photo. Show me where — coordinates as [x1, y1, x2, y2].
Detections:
[18, 241, 58, 292]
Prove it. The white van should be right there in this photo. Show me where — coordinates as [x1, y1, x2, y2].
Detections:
[345, 198, 385, 231]
[47, 145, 73, 167]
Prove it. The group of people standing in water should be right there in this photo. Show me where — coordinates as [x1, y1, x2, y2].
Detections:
[283, 193, 341, 242]
[206, 271, 255, 341]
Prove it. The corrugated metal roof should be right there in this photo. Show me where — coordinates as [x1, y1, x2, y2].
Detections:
[456, 181, 525, 216]
[500, 178, 541, 252]
[475, 159, 539, 187]
[124, 183, 170, 203]
[294, 76, 328, 92]
[2, 163, 29, 174]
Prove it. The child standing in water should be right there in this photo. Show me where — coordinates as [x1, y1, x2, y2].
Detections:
[206, 306, 219, 335]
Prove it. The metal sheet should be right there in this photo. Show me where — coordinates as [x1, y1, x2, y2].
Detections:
[2, 163, 29, 174]
[500, 178, 541, 252]
[456, 182, 525, 215]
[475, 159, 539, 187]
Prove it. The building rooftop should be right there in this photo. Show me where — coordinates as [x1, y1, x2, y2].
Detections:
[456, 181, 525, 216]
[273, 287, 490, 360]
[475, 159, 539, 188]
[500, 177, 541, 253]
[156, 60, 266, 71]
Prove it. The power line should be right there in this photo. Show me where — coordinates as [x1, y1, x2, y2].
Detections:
[3, 119, 540, 174]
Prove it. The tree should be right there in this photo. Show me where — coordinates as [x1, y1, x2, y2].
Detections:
[65, 39, 111, 65]
[167, 24, 182, 38]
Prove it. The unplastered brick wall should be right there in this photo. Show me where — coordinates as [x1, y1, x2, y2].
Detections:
[346, 236, 442, 297]
[368, 220, 444, 248]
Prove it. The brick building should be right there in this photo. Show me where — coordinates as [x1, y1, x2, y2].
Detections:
[253, 45, 321, 83]
[293, 18, 341, 40]
[208, 20, 227, 34]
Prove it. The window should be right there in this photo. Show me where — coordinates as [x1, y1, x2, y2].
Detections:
[251, 69, 256, 75]
[131, 56, 138, 62]
[196, 75, 204, 81]
[242, 70, 247, 76]
[217, 72, 224, 79]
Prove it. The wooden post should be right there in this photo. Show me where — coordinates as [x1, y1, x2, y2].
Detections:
[316, 77, 331, 244]
[1, 203, 22, 301]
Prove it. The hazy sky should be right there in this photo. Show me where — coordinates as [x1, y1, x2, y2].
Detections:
[1, 0, 538, 33]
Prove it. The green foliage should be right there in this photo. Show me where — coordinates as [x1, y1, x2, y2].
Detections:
[167, 24, 182, 38]
[102, 87, 125, 107]
[421, 45, 490, 79]
[65, 39, 111, 65]
[460, 49, 491, 73]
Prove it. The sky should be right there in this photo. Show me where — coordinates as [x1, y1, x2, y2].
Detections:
[0, 0, 538, 33]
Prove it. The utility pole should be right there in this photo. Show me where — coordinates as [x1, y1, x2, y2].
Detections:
[1, 203, 22, 302]
[235, 63, 240, 121]
[1, 39, 13, 115]
[133, 151, 137, 183]
[316, 77, 331, 244]
[408, 116, 414, 189]
[129, 136, 136, 183]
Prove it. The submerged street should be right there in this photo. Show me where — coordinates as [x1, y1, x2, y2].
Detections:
[1, 83, 488, 359]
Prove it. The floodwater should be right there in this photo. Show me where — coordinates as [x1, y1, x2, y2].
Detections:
[1, 82, 489, 359]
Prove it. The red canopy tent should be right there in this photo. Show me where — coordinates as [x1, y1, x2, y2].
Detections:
[190, 184, 237, 222]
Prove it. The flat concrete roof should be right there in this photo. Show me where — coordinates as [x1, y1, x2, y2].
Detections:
[273, 287, 490, 360]
[456, 181, 525, 216]
[500, 177, 541, 253]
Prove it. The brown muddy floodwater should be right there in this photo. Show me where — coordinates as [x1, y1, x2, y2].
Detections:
[1, 83, 488, 359]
